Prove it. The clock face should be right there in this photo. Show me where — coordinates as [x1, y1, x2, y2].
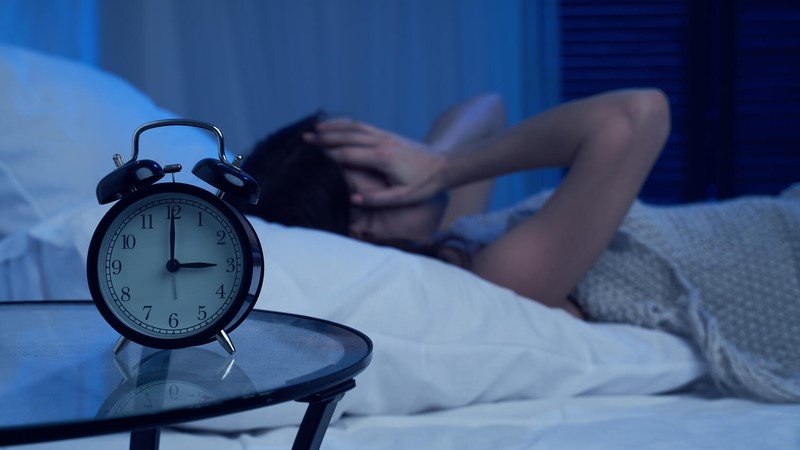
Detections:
[88, 183, 260, 347]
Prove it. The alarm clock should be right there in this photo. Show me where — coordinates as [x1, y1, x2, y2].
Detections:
[87, 119, 264, 355]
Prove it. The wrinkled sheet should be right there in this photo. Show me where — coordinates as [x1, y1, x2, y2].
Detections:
[12, 394, 800, 450]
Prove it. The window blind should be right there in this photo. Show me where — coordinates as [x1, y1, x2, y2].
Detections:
[560, 0, 800, 202]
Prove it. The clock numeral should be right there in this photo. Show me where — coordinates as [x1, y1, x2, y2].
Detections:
[197, 305, 207, 321]
[226, 257, 235, 273]
[111, 259, 122, 275]
[120, 286, 132, 302]
[169, 384, 180, 400]
[197, 212, 203, 227]
[121, 234, 136, 249]
[143, 305, 152, 320]
[216, 230, 226, 245]
[140, 214, 153, 229]
[142, 393, 153, 408]
[216, 284, 226, 299]
[169, 313, 179, 328]
[166, 205, 182, 220]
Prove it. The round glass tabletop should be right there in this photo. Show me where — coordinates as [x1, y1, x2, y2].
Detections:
[0, 301, 372, 446]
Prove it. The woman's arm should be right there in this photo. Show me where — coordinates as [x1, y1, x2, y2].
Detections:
[422, 93, 507, 229]
[470, 89, 669, 309]
[327, 89, 670, 310]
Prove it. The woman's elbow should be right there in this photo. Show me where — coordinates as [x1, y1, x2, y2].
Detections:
[622, 88, 671, 144]
[588, 88, 671, 166]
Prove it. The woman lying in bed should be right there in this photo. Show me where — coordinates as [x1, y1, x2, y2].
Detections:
[237, 89, 800, 403]
[241, 90, 667, 318]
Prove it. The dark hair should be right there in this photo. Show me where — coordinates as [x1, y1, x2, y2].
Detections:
[235, 111, 352, 235]
[236, 112, 474, 268]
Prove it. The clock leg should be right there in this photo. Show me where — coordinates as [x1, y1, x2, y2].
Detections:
[216, 356, 237, 380]
[113, 355, 134, 382]
[113, 336, 131, 355]
[215, 330, 236, 355]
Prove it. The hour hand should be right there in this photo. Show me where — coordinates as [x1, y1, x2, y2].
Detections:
[178, 262, 217, 269]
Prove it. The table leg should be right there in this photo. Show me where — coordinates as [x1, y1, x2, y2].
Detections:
[129, 428, 160, 450]
[292, 379, 356, 450]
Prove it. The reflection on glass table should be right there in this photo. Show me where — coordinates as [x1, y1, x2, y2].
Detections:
[0, 301, 372, 450]
[98, 347, 257, 419]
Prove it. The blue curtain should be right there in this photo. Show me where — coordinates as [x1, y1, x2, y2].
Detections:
[0, 0, 98, 64]
[0, 0, 561, 210]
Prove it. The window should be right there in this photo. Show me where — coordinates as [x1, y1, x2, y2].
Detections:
[560, 0, 800, 203]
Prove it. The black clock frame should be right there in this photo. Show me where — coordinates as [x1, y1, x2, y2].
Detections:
[87, 182, 264, 350]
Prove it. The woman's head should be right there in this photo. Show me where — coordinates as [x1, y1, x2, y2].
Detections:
[237, 112, 352, 235]
[236, 113, 465, 264]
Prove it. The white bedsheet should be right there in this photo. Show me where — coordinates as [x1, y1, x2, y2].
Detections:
[266, 395, 800, 450]
[12, 394, 800, 450]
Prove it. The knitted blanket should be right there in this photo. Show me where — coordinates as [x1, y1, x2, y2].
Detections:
[448, 187, 800, 402]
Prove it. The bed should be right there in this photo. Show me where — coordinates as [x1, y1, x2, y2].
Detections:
[2, 43, 799, 450]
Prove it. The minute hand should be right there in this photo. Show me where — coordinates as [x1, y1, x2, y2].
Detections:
[178, 262, 217, 269]
[169, 212, 176, 260]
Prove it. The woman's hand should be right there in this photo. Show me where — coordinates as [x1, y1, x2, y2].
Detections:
[304, 118, 447, 207]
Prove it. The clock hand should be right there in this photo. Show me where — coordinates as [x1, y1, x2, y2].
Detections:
[169, 209, 176, 261]
[178, 262, 218, 269]
[167, 260, 216, 271]
[168, 209, 179, 300]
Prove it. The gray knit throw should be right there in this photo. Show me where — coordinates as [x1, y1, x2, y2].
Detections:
[449, 187, 800, 402]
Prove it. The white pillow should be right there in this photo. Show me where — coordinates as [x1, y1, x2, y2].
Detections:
[0, 202, 706, 431]
[0, 44, 217, 238]
[253, 218, 706, 416]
